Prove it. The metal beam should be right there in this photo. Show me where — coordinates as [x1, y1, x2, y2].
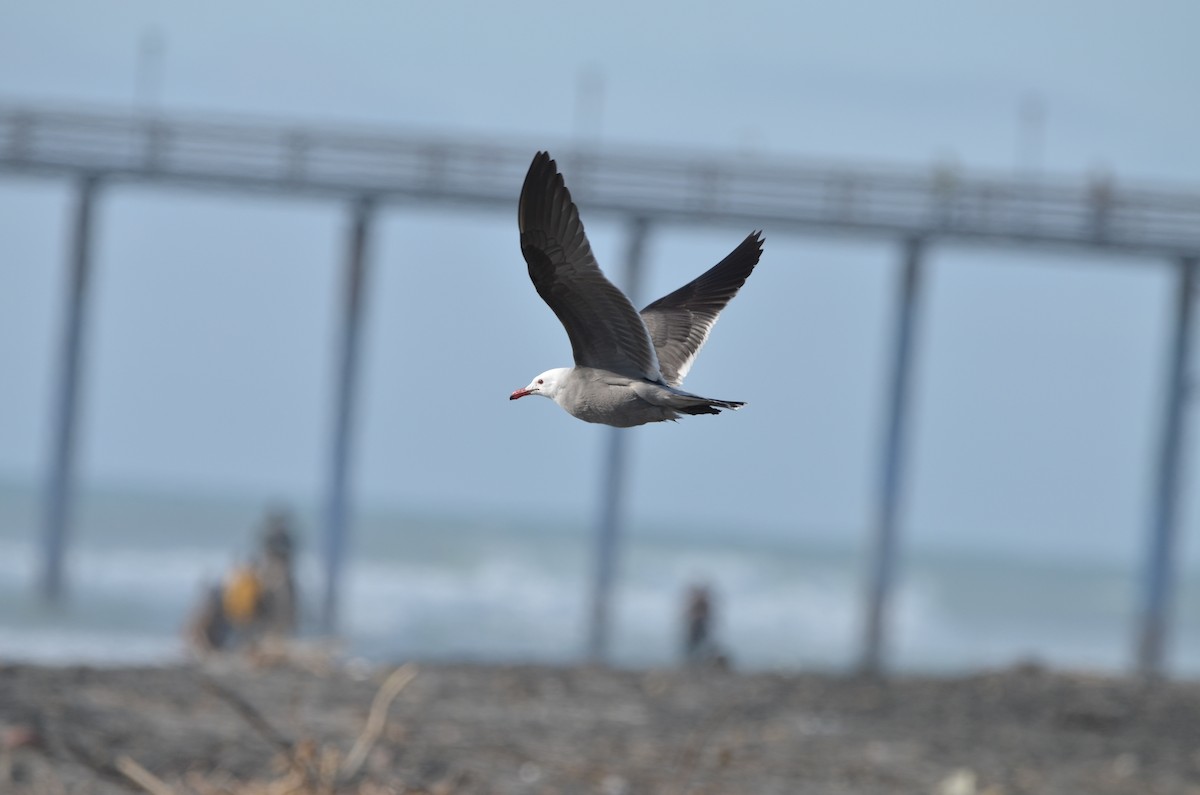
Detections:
[861, 236, 925, 675]
[5, 105, 1200, 258]
[587, 217, 650, 663]
[40, 174, 99, 602]
[320, 196, 374, 634]
[1136, 255, 1197, 677]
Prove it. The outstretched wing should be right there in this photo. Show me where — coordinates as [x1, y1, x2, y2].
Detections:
[518, 152, 661, 381]
[640, 231, 763, 387]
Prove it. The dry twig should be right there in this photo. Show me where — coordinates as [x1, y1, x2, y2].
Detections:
[115, 755, 179, 795]
[338, 663, 419, 783]
[197, 673, 295, 755]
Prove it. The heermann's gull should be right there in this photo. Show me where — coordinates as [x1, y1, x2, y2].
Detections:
[509, 151, 763, 428]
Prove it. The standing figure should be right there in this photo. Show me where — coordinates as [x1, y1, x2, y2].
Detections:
[684, 583, 713, 665]
[255, 510, 298, 639]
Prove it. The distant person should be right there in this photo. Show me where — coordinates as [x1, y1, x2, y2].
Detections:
[185, 582, 231, 653]
[184, 509, 300, 655]
[684, 583, 713, 664]
[222, 561, 264, 644]
[182, 563, 267, 655]
[682, 583, 732, 670]
[254, 509, 298, 640]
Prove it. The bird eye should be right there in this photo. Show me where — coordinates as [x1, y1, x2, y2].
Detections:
[536, 378, 544, 385]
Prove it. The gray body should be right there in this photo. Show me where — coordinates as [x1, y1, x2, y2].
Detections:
[554, 367, 744, 428]
[510, 152, 762, 427]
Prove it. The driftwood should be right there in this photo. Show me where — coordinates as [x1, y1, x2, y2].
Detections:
[338, 663, 418, 783]
[115, 756, 178, 795]
[189, 663, 418, 794]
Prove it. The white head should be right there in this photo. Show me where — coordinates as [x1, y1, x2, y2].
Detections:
[509, 367, 570, 402]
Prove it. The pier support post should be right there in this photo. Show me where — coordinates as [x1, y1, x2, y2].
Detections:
[861, 236, 925, 675]
[40, 175, 100, 602]
[587, 217, 650, 663]
[1136, 255, 1197, 677]
[320, 196, 374, 634]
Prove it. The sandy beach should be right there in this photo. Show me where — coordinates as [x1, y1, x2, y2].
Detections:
[2, 657, 1198, 795]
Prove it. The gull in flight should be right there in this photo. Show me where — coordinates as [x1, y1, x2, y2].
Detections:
[510, 151, 763, 427]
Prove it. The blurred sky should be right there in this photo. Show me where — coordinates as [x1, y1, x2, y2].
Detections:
[1, 1, 1199, 565]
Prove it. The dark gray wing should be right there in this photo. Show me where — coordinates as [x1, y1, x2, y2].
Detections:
[519, 152, 661, 381]
[640, 231, 763, 387]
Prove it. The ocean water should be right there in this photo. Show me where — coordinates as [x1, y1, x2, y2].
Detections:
[1, 481, 1197, 676]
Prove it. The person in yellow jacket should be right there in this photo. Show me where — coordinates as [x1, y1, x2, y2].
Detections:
[184, 510, 300, 655]
[222, 564, 263, 628]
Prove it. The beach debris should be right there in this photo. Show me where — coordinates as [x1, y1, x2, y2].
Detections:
[1111, 751, 1139, 778]
[1, 724, 42, 751]
[116, 754, 179, 795]
[184, 663, 419, 794]
[517, 761, 541, 784]
[599, 772, 629, 795]
[933, 767, 977, 795]
[7, 662, 1200, 794]
[338, 663, 419, 783]
[198, 673, 294, 756]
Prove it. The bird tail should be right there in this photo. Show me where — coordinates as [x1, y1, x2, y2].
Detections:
[676, 397, 746, 416]
[633, 381, 746, 418]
